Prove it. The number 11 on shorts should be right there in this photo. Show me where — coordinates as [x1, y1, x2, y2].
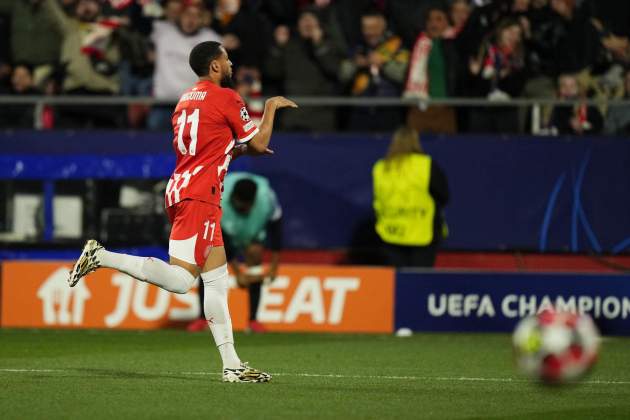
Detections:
[203, 220, 216, 241]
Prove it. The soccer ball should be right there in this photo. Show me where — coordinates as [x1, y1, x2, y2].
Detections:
[512, 310, 600, 383]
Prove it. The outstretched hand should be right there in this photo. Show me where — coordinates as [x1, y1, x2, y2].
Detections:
[267, 96, 298, 110]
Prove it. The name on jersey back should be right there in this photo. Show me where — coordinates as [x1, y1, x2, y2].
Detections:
[180, 91, 207, 102]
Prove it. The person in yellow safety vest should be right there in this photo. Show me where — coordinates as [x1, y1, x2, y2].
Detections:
[372, 126, 449, 267]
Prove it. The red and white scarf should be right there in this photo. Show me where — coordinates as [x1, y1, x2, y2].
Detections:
[404, 32, 432, 99]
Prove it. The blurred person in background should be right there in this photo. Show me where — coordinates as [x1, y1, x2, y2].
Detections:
[117, 0, 164, 128]
[44, 0, 121, 95]
[468, 18, 527, 133]
[0, 62, 9, 93]
[0, 64, 40, 128]
[212, 0, 271, 70]
[385, 0, 448, 48]
[404, 6, 459, 134]
[339, 8, 408, 132]
[265, 7, 344, 131]
[590, 0, 630, 42]
[0, 11, 8, 73]
[234, 66, 263, 125]
[549, 73, 602, 136]
[148, 1, 221, 130]
[546, 0, 600, 75]
[117, 0, 161, 98]
[188, 172, 283, 334]
[518, 0, 558, 132]
[604, 69, 630, 136]
[42, 0, 126, 128]
[444, 0, 471, 40]
[163, 0, 184, 23]
[372, 126, 449, 268]
[0, 0, 64, 87]
[457, 0, 529, 62]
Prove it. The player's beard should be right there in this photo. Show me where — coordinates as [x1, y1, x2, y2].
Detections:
[220, 75, 235, 89]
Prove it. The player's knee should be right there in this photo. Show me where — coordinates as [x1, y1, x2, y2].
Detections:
[170, 266, 198, 294]
[244, 243, 264, 266]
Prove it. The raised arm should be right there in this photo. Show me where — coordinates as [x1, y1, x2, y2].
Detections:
[246, 96, 297, 155]
[41, 0, 70, 36]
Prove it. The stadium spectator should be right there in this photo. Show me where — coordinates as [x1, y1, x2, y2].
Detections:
[404, 7, 458, 134]
[42, 0, 122, 95]
[547, 0, 600, 75]
[385, 0, 446, 48]
[457, 0, 529, 62]
[117, 0, 157, 97]
[372, 126, 449, 267]
[0, 11, 8, 69]
[0, 64, 39, 128]
[468, 18, 527, 133]
[518, 0, 559, 131]
[234, 66, 263, 125]
[0, 62, 9, 93]
[0, 0, 64, 86]
[148, 2, 221, 130]
[604, 69, 630, 136]
[40, 0, 128, 128]
[189, 172, 283, 334]
[590, 0, 630, 40]
[549, 73, 603, 136]
[444, 0, 471, 40]
[339, 9, 408, 131]
[600, 31, 630, 67]
[264, 8, 344, 131]
[163, 0, 184, 23]
[211, 0, 271, 70]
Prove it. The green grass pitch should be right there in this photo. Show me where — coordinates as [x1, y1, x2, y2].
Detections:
[1, 329, 629, 419]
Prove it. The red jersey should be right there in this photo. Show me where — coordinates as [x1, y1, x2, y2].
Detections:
[164, 80, 259, 208]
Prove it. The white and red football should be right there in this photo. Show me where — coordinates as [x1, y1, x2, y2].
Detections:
[512, 310, 601, 383]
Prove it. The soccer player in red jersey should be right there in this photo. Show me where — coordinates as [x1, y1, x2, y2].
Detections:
[68, 41, 297, 383]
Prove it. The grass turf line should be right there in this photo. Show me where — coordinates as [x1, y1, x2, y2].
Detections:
[1, 329, 629, 419]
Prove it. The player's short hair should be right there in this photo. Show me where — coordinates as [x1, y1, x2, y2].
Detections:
[189, 41, 223, 77]
[232, 179, 258, 204]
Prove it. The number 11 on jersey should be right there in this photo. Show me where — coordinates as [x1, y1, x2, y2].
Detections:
[176, 108, 200, 156]
[203, 220, 216, 241]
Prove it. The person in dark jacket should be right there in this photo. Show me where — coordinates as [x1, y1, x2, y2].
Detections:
[0, 64, 40, 128]
[339, 9, 408, 132]
[468, 18, 528, 133]
[212, 0, 271, 70]
[264, 8, 345, 132]
[549, 73, 603, 136]
[0, 0, 64, 78]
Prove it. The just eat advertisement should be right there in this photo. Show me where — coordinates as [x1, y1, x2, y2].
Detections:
[0, 262, 394, 333]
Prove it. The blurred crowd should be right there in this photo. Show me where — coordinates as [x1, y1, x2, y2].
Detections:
[0, 0, 629, 135]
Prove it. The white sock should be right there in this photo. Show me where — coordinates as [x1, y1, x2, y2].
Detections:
[97, 249, 196, 294]
[201, 264, 241, 369]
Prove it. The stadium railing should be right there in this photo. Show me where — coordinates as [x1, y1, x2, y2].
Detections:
[2, 95, 630, 134]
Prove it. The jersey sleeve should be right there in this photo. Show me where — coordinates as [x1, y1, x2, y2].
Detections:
[223, 90, 259, 144]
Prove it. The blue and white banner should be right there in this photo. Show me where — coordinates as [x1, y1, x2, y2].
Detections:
[2, 131, 629, 252]
[395, 271, 630, 335]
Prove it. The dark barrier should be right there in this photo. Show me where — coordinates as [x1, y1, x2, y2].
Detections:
[395, 271, 630, 336]
[1, 131, 629, 252]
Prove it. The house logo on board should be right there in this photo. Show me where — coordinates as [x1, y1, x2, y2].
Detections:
[36, 267, 91, 325]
